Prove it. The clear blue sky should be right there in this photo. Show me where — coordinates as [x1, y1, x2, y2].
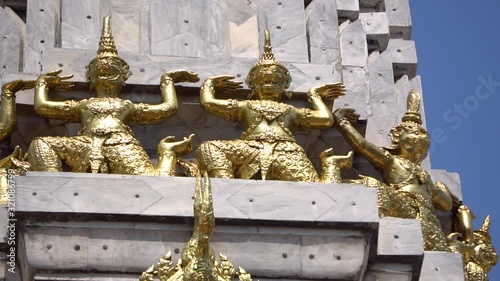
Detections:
[410, 0, 500, 278]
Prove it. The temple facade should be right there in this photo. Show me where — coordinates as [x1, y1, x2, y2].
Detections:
[0, 0, 494, 280]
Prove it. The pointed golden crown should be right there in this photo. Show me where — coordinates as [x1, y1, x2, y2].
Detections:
[246, 29, 291, 89]
[97, 16, 118, 58]
[86, 16, 131, 82]
[387, 90, 429, 150]
[402, 90, 423, 125]
[476, 215, 492, 241]
[256, 30, 278, 66]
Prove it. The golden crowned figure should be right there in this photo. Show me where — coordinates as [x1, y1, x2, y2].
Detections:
[27, 17, 198, 176]
[195, 30, 349, 182]
[334, 90, 454, 251]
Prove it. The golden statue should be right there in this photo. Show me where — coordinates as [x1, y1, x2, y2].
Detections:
[27, 17, 198, 176]
[140, 173, 252, 281]
[0, 79, 36, 203]
[334, 90, 453, 251]
[447, 205, 498, 280]
[196, 30, 347, 182]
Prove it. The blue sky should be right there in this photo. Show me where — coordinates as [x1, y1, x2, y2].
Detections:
[410, 0, 500, 278]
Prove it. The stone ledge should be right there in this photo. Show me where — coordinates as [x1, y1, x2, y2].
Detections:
[16, 172, 379, 227]
[19, 221, 371, 280]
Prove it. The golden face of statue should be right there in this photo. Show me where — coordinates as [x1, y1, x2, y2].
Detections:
[401, 131, 429, 156]
[391, 125, 430, 163]
[473, 233, 499, 270]
[86, 57, 131, 96]
[246, 65, 291, 100]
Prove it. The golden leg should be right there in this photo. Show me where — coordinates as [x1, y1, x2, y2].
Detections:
[27, 138, 63, 172]
[195, 142, 234, 178]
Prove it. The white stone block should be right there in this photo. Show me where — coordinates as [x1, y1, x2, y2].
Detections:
[340, 20, 368, 67]
[306, 0, 340, 66]
[222, 0, 309, 62]
[109, 0, 150, 54]
[60, 0, 109, 51]
[338, 66, 369, 120]
[363, 264, 412, 281]
[378, 217, 424, 256]
[365, 51, 397, 147]
[419, 252, 465, 281]
[359, 12, 389, 51]
[150, 0, 229, 58]
[388, 39, 417, 79]
[385, 0, 412, 39]
[221, 0, 259, 58]
[24, 0, 61, 74]
[337, 0, 359, 20]
[0, 7, 25, 76]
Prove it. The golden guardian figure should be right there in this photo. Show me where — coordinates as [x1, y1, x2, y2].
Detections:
[27, 17, 198, 176]
[196, 30, 346, 182]
[447, 205, 498, 281]
[334, 90, 453, 251]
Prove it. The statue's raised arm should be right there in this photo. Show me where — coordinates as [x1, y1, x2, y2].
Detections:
[200, 75, 243, 122]
[34, 69, 78, 122]
[333, 107, 392, 169]
[0, 79, 36, 140]
[133, 70, 199, 125]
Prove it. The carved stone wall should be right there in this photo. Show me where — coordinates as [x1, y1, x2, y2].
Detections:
[0, 0, 435, 175]
[0, 1, 466, 280]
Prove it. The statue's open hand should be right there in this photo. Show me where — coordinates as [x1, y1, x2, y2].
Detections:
[163, 70, 200, 84]
[333, 108, 360, 123]
[41, 69, 74, 92]
[208, 75, 243, 95]
[158, 134, 195, 157]
[320, 148, 354, 170]
[447, 233, 475, 255]
[2, 79, 36, 93]
[308, 83, 346, 101]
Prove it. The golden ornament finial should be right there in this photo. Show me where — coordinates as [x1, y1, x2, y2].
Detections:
[251, 29, 280, 68]
[261, 29, 276, 62]
[477, 215, 492, 241]
[246, 29, 291, 89]
[97, 16, 118, 59]
[402, 90, 422, 125]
